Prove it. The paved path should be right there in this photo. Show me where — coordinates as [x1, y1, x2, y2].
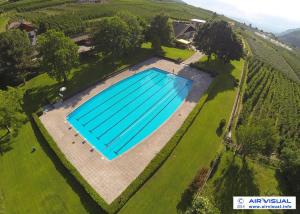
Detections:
[182, 51, 204, 65]
[39, 57, 212, 203]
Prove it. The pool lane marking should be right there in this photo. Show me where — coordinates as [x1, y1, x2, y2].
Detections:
[113, 83, 189, 154]
[102, 79, 188, 148]
[81, 74, 165, 127]
[89, 76, 174, 132]
[92, 77, 176, 137]
[75, 71, 157, 121]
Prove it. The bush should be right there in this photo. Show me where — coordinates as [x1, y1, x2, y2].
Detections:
[185, 195, 220, 214]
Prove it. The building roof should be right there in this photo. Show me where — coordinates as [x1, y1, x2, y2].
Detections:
[190, 19, 206, 23]
[172, 21, 196, 38]
[8, 21, 36, 32]
[176, 39, 191, 45]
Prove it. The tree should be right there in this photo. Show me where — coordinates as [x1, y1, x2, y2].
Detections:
[148, 13, 174, 50]
[236, 120, 279, 159]
[116, 11, 144, 52]
[194, 20, 243, 63]
[0, 87, 25, 154]
[186, 196, 220, 214]
[280, 142, 300, 196]
[93, 17, 130, 61]
[0, 30, 33, 86]
[38, 30, 79, 83]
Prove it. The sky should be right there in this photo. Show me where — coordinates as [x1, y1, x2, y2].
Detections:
[183, 0, 300, 33]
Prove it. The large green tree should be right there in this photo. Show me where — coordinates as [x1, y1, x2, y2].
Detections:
[236, 120, 279, 159]
[38, 30, 79, 83]
[281, 142, 300, 197]
[0, 30, 32, 87]
[148, 13, 174, 50]
[93, 17, 130, 61]
[194, 20, 243, 63]
[116, 11, 144, 52]
[0, 87, 25, 154]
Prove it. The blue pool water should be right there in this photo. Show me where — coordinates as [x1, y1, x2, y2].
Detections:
[67, 68, 193, 160]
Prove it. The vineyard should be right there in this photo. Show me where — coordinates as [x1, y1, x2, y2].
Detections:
[239, 57, 300, 145]
[244, 31, 300, 83]
[0, 0, 217, 36]
[0, 0, 74, 12]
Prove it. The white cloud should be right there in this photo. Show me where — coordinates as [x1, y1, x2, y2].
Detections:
[216, 0, 300, 22]
[184, 0, 300, 32]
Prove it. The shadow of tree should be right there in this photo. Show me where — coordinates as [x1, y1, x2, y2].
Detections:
[182, 57, 239, 104]
[176, 184, 194, 213]
[274, 170, 299, 214]
[216, 127, 223, 137]
[0, 132, 13, 156]
[23, 47, 154, 113]
[29, 117, 106, 214]
[213, 158, 260, 214]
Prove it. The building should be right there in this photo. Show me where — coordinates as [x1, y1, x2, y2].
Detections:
[71, 34, 93, 53]
[8, 20, 37, 45]
[172, 18, 206, 48]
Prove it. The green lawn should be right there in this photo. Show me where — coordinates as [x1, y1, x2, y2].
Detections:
[0, 122, 101, 214]
[0, 16, 8, 32]
[119, 59, 244, 213]
[0, 45, 196, 213]
[191, 55, 234, 77]
[142, 42, 195, 61]
[203, 151, 283, 214]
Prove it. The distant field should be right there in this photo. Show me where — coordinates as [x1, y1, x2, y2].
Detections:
[1, 0, 214, 21]
[243, 30, 300, 82]
[0, 0, 74, 12]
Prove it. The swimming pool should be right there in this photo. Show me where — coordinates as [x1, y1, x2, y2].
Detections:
[67, 68, 193, 160]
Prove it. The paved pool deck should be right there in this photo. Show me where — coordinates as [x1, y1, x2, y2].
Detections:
[39, 57, 212, 203]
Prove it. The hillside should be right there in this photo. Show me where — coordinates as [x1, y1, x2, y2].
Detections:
[242, 28, 300, 82]
[278, 28, 300, 48]
[0, 0, 215, 36]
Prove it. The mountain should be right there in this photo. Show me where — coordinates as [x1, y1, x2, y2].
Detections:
[277, 28, 300, 48]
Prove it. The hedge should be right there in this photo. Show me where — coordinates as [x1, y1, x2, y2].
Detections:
[31, 79, 214, 213]
[32, 113, 111, 212]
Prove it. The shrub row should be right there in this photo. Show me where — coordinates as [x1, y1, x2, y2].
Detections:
[190, 62, 218, 77]
[32, 113, 111, 212]
[32, 75, 214, 213]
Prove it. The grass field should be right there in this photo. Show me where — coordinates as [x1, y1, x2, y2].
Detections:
[203, 151, 283, 214]
[142, 42, 195, 61]
[0, 45, 197, 213]
[0, 122, 101, 214]
[119, 58, 244, 214]
[0, 16, 8, 32]
[243, 30, 300, 82]
[15, 0, 214, 21]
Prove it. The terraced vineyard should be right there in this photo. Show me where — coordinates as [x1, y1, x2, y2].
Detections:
[0, 0, 74, 12]
[240, 57, 300, 144]
[243, 30, 300, 83]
